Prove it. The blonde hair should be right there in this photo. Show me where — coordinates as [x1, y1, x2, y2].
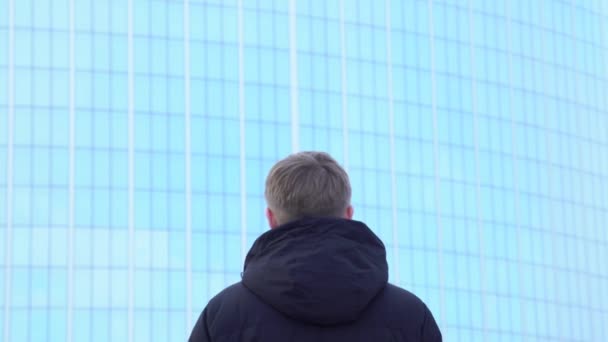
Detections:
[265, 151, 351, 224]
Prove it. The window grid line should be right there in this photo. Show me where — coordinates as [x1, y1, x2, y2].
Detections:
[4, 62, 607, 118]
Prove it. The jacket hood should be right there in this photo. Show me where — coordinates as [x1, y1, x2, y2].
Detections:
[242, 217, 388, 326]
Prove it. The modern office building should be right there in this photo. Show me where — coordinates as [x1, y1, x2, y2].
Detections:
[1, 0, 607, 341]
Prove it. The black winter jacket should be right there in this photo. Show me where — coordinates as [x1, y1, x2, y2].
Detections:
[189, 217, 442, 342]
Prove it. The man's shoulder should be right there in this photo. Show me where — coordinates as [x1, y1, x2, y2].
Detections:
[206, 282, 273, 316]
[366, 283, 431, 327]
[207, 282, 249, 309]
[203, 281, 293, 337]
[382, 283, 427, 308]
[384, 283, 424, 305]
[212, 282, 245, 297]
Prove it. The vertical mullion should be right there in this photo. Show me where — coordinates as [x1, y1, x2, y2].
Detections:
[568, 1, 588, 339]
[289, 0, 299, 153]
[339, 0, 349, 171]
[238, 0, 248, 260]
[505, 1, 528, 339]
[467, 1, 488, 339]
[183, 0, 193, 332]
[384, 0, 400, 286]
[4, 0, 15, 341]
[127, 0, 135, 340]
[67, 0, 75, 340]
[426, 0, 446, 331]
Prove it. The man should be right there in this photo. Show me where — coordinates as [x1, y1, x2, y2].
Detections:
[190, 151, 442, 341]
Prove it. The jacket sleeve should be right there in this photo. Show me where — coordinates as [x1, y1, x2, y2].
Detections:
[421, 305, 442, 342]
[189, 307, 212, 342]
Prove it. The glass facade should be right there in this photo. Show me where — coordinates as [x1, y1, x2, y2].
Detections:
[1, 0, 607, 341]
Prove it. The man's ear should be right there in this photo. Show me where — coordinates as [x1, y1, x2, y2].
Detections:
[266, 207, 280, 229]
[346, 205, 354, 220]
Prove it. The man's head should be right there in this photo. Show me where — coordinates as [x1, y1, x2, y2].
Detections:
[264, 151, 353, 228]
